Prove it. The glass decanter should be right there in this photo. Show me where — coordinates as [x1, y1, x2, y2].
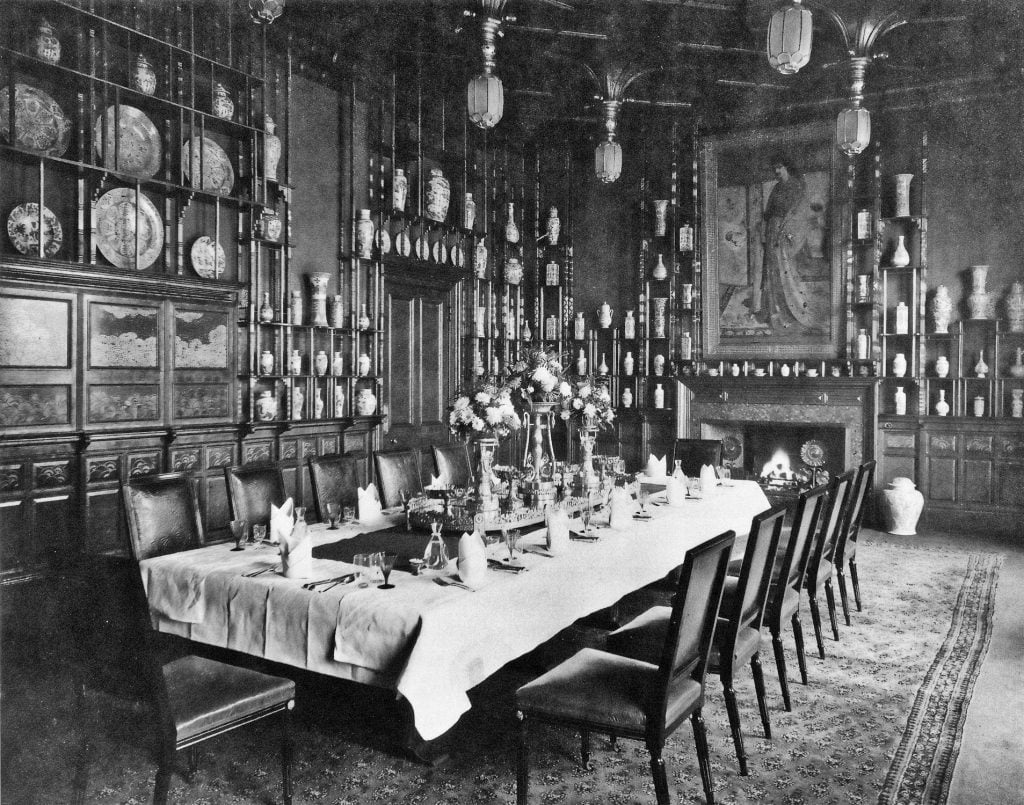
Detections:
[423, 520, 448, 570]
[672, 459, 684, 481]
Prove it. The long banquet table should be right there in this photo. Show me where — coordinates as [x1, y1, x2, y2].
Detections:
[141, 480, 770, 741]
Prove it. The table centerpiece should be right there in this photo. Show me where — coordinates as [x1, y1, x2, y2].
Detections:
[556, 376, 615, 493]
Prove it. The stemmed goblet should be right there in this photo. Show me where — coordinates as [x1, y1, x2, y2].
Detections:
[504, 527, 521, 563]
[378, 552, 398, 589]
[325, 502, 340, 529]
[580, 503, 593, 534]
[229, 519, 248, 551]
[637, 485, 650, 517]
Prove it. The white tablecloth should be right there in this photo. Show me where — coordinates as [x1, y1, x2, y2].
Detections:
[141, 481, 770, 740]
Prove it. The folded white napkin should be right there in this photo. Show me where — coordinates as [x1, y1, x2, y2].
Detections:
[666, 475, 686, 507]
[645, 453, 667, 478]
[608, 486, 635, 530]
[357, 483, 384, 522]
[457, 531, 488, 589]
[269, 497, 294, 544]
[546, 507, 571, 555]
[699, 463, 718, 493]
[281, 520, 313, 578]
[428, 474, 442, 489]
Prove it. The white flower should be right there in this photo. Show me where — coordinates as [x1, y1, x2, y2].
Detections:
[475, 391, 492, 405]
[604, 409, 615, 422]
[485, 407, 503, 425]
[560, 410, 571, 420]
[597, 387, 611, 402]
[579, 384, 592, 398]
[454, 396, 471, 410]
[558, 381, 572, 397]
[572, 398, 583, 410]
[583, 402, 598, 418]
[532, 367, 556, 392]
[471, 416, 485, 431]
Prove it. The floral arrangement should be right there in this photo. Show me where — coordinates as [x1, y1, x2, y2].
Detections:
[557, 377, 616, 429]
[448, 378, 522, 441]
[506, 348, 570, 403]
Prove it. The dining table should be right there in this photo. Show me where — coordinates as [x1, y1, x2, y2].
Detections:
[140, 480, 771, 750]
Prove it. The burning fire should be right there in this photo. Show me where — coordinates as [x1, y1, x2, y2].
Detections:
[760, 449, 796, 485]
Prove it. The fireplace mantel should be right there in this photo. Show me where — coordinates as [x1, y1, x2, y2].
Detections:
[680, 376, 878, 471]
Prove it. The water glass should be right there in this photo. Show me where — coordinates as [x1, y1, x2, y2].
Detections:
[580, 505, 592, 534]
[294, 506, 307, 525]
[229, 519, 248, 551]
[252, 523, 268, 543]
[343, 505, 356, 523]
[504, 527, 521, 562]
[325, 502, 340, 529]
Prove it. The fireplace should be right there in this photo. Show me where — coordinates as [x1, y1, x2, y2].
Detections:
[681, 376, 877, 487]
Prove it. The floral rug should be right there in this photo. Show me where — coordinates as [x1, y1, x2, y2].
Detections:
[0, 541, 1001, 805]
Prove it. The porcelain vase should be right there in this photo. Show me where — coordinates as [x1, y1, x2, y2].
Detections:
[653, 354, 665, 376]
[935, 389, 950, 416]
[652, 253, 668, 281]
[329, 295, 345, 328]
[355, 388, 377, 415]
[259, 292, 275, 323]
[1005, 281, 1024, 332]
[653, 199, 669, 237]
[357, 352, 371, 377]
[355, 209, 374, 259]
[314, 388, 325, 419]
[256, 390, 277, 421]
[504, 202, 519, 244]
[892, 352, 907, 377]
[932, 285, 953, 333]
[546, 206, 560, 245]
[425, 168, 450, 223]
[332, 351, 345, 376]
[463, 193, 476, 230]
[894, 173, 913, 217]
[130, 53, 157, 95]
[653, 384, 665, 409]
[393, 168, 408, 212]
[574, 312, 586, 340]
[309, 273, 330, 327]
[334, 386, 346, 418]
[1010, 347, 1024, 378]
[1011, 389, 1023, 418]
[973, 395, 985, 417]
[289, 349, 302, 375]
[357, 303, 371, 331]
[597, 302, 613, 329]
[289, 290, 303, 325]
[264, 115, 281, 181]
[652, 298, 668, 338]
[474, 240, 488, 278]
[314, 350, 328, 377]
[212, 81, 234, 120]
[259, 349, 274, 375]
[31, 19, 61, 65]
[505, 257, 523, 285]
[881, 477, 924, 535]
[891, 235, 910, 267]
[968, 265, 992, 319]
[935, 355, 950, 378]
[894, 386, 907, 416]
[623, 310, 635, 339]
[621, 387, 633, 408]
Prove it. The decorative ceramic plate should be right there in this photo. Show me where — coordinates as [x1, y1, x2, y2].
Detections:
[452, 245, 465, 268]
[395, 230, 411, 257]
[7, 203, 62, 257]
[0, 84, 71, 156]
[95, 188, 164, 269]
[432, 239, 446, 264]
[189, 235, 225, 279]
[181, 136, 234, 195]
[375, 227, 391, 255]
[93, 105, 162, 179]
[721, 434, 743, 462]
[800, 439, 827, 467]
[415, 235, 430, 261]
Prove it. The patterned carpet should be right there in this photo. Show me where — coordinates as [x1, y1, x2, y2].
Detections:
[0, 541, 1001, 805]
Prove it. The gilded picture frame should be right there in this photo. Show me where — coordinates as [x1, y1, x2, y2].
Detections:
[699, 122, 844, 360]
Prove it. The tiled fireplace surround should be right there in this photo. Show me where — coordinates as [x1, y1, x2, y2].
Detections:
[681, 377, 878, 480]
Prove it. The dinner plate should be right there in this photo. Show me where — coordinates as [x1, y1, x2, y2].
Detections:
[7, 202, 62, 257]
[375, 227, 391, 255]
[181, 136, 235, 195]
[190, 235, 226, 279]
[95, 187, 164, 269]
[395, 230, 411, 257]
[451, 244, 464, 268]
[94, 105, 161, 179]
[432, 239, 446, 264]
[414, 235, 430, 261]
[0, 83, 71, 157]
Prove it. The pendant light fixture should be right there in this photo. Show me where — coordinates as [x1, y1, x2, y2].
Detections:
[766, 0, 812, 75]
[836, 57, 871, 156]
[586, 64, 651, 184]
[248, 0, 285, 24]
[466, 0, 508, 130]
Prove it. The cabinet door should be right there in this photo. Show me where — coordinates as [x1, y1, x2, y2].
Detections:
[383, 274, 459, 462]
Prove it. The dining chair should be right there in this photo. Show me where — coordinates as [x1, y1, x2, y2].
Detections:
[224, 463, 287, 527]
[671, 438, 723, 477]
[515, 530, 736, 805]
[607, 508, 785, 776]
[373, 449, 424, 509]
[119, 473, 296, 805]
[833, 459, 876, 624]
[308, 453, 363, 522]
[804, 468, 856, 658]
[761, 484, 828, 710]
[432, 442, 474, 488]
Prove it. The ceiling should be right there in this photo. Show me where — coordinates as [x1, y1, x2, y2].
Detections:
[269, 0, 1024, 135]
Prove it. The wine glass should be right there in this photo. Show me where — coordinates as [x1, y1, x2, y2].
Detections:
[378, 552, 398, 589]
[293, 506, 307, 526]
[504, 527, 521, 562]
[325, 502, 340, 529]
[229, 519, 248, 551]
[580, 503, 593, 534]
[637, 485, 650, 516]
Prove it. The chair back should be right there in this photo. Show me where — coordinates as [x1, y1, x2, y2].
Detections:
[652, 530, 735, 734]
[720, 506, 786, 655]
[224, 463, 286, 527]
[672, 439, 723, 477]
[779, 484, 829, 600]
[308, 454, 363, 521]
[122, 473, 205, 562]
[373, 449, 424, 509]
[806, 468, 855, 589]
[834, 460, 876, 565]
[432, 443, 474, 488]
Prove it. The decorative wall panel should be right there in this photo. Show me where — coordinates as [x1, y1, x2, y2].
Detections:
[0, 386, 70, 427]
[0, 296, 70, 367]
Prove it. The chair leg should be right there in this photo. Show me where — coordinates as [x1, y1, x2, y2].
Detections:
[849, 558, 862, 611]
[153, 750, 173, 805]
[791, 612, 808, 686]
[516, 711, 529, 805]
[770, 628, 791, 712]
[836, 567, 852, 626]
[580, 729, 591, 771]
[281, 705, 293, 805]
[720, 672, 748, 776]
[824, 580, 841, 641]
[808, 594, 826, 659]
[647, 740, 671, 805]
[690, 710, 715, 805]
[751, 653, 772, 739]
[186, 746, 199, 778]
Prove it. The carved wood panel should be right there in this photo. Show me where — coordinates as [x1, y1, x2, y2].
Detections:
[926, 456, 957, 502]
[963, 459, 994, 504]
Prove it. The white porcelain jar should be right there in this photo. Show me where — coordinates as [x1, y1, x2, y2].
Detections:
[355, 388, 377, 416]
[881, 477, 924, 535]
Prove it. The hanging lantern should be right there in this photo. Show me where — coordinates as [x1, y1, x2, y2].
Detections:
[248, 0, 285, 24]
[467, 13, 504, 130]
[767, 0, 812, 75]
[837, 106, 871, 156]
[595, 99, 623, 184]
[467, 71, 504, 130]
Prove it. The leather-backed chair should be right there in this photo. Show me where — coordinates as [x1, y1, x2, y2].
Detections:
[118, 473, 296, 805]
[224, 463, 286, 527]
[308, 454, 363, 522]
[804, 469, 856, 657]
[833, 460, 876, 623]
[672, 439, 723, 478]
[608, 507, 786, 776]
[373, 449, 424, 509]
[432, 443, 474, 488]
[515, 530, 736, 805]
[761, 485, 828, 710]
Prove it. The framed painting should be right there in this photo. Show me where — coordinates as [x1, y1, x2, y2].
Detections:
[699, 122, 844, 359]
[173, 308, 229, 369]
[0, 296, 71, 367]
[88, 303, 159, 368]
